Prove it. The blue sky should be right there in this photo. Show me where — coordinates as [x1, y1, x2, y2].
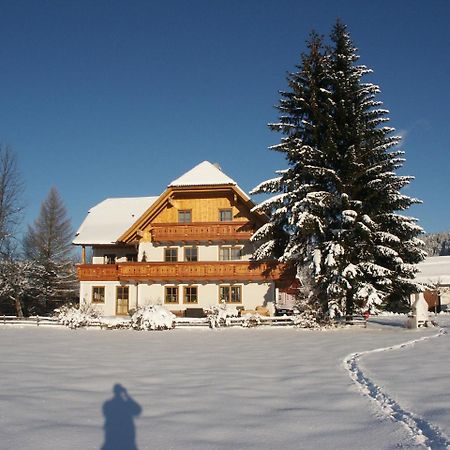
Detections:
[0, 0, 449, 236]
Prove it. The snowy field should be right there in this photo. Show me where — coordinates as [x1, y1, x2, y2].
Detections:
[1, 317, 450, 450]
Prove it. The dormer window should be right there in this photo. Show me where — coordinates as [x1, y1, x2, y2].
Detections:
[178, 210, 192, 223]
[219, 209, 232, 222]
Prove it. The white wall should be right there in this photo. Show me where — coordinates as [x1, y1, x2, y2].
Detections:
[80, 280, 275, 316]
[137, 242, 249, 262]
[80, 281, 139, 316]
[138, 243, 164, 262]
[90, 241, 252, 264]
[138, 282, 275, 311]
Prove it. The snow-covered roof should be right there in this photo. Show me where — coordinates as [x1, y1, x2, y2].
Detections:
[169, 161, 237, 187]
[415, 256, 450, 285]
[74, 197, 157, 245]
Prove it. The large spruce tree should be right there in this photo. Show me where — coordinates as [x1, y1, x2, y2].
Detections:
[251, 21, 425, 314]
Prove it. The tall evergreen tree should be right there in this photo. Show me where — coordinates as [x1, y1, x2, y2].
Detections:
[251, 32, 334, 262]
[23, 187, 78, 308]
[252, 21, 425, 315]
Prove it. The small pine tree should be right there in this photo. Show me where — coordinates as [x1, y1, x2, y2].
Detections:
[23, 187, 78, 310]
[252, 21, 425, 315]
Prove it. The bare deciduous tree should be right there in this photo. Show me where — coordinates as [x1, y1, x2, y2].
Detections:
[0, 144, 24, 257]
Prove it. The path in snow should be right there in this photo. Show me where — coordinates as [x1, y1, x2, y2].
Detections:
[344, 326, 450, 450]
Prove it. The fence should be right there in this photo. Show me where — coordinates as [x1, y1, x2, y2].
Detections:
[1, 314, 297, 328]
[175, 315, 296, 327]
[1, 315, 60, 326]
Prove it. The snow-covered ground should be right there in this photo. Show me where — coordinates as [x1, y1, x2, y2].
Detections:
[1, 316, 449, 450]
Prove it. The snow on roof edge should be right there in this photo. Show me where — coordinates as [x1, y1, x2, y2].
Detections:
[73, 196, 158, 246]
[168, 161, 237, 187]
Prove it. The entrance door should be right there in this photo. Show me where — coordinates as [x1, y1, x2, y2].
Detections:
[116, 286, 129, 315]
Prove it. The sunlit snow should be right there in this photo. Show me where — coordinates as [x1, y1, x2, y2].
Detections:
[1, 317, 449, 449]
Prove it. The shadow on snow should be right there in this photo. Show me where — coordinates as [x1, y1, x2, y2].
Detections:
[101, 383, 142, 450]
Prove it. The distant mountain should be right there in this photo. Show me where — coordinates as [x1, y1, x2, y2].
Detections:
[421, 231, 450, 256]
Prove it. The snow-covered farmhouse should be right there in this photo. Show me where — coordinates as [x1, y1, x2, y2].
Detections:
[414, 256, 450, 312]
[74, 161, 286, 316]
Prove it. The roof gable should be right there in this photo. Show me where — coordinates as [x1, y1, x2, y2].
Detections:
[74, 161, 260, 246]
[169, 161, 236, 187]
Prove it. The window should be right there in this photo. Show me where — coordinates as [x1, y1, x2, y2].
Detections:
[165, 286, 179, 304]
[184, 286, 198, 304]
[219, 209, 233, 222]
[178, 210, 192, 223]
[184, 246, 198, 262]
[164, 247, 178, 262]
[116, 286, 129, 315]
[92, 286, 105, 303]
[219, 246, 242, 261]
[104, 254, 116, 264]
[219, 285, 242, 303]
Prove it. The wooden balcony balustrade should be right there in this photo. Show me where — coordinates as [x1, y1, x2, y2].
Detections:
[77, 261, 284, 282]
[77, 264, 119, 282]
[148, 222, 254, 242]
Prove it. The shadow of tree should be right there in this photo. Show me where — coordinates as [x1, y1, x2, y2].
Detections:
[101, 383, 142, 450]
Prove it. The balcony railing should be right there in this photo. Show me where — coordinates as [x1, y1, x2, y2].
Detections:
[77, 264, 119, 281]
[149, 222, 254, 242]
[77, 261, 284, 282]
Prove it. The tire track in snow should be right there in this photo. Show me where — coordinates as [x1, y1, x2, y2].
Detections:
[343, 327, 450, 450]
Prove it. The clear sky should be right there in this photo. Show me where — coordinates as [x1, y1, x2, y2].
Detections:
[0, 0, 449, 237]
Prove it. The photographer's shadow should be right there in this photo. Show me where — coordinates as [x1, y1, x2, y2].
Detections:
[101, 384, 142, 450]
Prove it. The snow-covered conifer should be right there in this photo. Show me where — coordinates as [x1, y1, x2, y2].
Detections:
[251, 32, 333, 265]
[23, 187, 78, 309]
[252, 21, 425, 314]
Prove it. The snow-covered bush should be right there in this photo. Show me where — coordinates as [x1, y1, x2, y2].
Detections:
[57, 304, 99, 329]
[293, 298, 327, 329]
[205, 304, 238, 328]
[327, 301, 344, 320]
[241, 313, 262, 328]
[131, 305, 175, 331]
[293, 310, 323, 329]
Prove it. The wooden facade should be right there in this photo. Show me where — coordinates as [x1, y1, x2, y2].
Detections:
[118, 184, 264, 244]
[78, 261, 284, 282]
[148, 222, 254, 243]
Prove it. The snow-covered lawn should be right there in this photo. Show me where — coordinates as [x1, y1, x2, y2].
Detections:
[1, 317, 449, 450]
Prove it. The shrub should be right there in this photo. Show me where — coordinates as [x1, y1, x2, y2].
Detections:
[205, 304, 238, 328]
[241, 313, 262, 328]
[131, 305, 175, 331]
[56, 303, 99, 329]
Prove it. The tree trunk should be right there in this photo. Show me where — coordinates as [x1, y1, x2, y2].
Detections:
[345, 291, 354, 317]
[14, 296, 24, 318]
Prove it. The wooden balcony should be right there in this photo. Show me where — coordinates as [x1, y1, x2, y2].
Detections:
[77, 261, 284, 282]
[149, 222, 254, 242]
[77, 264, 119, 282]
